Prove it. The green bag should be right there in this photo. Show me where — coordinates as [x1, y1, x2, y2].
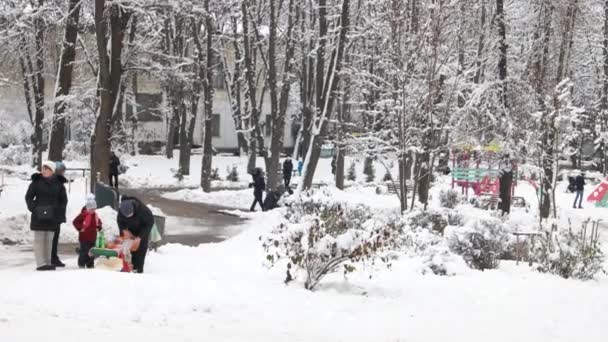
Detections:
[149, 223, 162, 243]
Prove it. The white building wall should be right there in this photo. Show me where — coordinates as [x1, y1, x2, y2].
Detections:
[193, 90, 296, 152]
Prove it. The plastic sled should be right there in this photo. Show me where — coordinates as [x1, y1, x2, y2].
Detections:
[89, 247, 119, 258]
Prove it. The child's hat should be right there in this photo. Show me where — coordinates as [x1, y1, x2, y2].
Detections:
[86, 194, 97, 210]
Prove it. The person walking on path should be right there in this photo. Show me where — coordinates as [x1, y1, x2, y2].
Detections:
[283, 157, 293, 187]
[109, 152, 121, 189]
[117, 196, 155, 273]
[250, 168, 266, 212]
[73, 196, 102, 268]
[51, 161, 68, 267]
[297, 159, 303, 176]
[573, 172, 586, 209]
[25, 161, 68, 271]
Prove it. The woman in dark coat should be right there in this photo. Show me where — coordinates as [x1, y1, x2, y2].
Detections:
[117, 196, 155, 273]
[25, 161, 68, 271]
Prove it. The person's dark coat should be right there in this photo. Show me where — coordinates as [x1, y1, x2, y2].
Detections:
[263, 191, 282, 210]
[568, 176, 576, 192]
[251, 170, 266, 198]
[25, 173, 68, 231]
[283, 159, 293, 176]
[56, 174, 68, 223]
[575, 175, 586, 191]
[109, 154, 121, 175]
[117, 196, 155, 239]
[254, 174, 266, 197]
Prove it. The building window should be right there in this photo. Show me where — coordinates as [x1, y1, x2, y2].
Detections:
[265, 115, 272, 137]
[212, 114, 221, 137]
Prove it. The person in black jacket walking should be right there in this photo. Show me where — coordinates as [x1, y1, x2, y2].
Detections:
[250, 168, 266, 212]
[573, 172, 586, 209]
[283, 158, 293, 187]
[109, 152, 121, 189]
[117, 196, 155, 273]
[50, 161, 68, 267]
[25, 161, 68, 271]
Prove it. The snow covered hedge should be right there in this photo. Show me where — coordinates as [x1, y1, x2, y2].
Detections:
[532, 226, 605, 280]
[263, 190, 405, 290]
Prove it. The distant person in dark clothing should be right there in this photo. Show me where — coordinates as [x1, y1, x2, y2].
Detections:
[51, 161, 68, 267]
[264, 185, 287, 211]
[567, 176, 576, 193]
[283, 158, 293, 187]
[117, 196, 155, 273]
[25, 161, 68, 271]
[573, 172, 586, 209]
[249, 168, 266, 212]
[109, 152, 121, 189]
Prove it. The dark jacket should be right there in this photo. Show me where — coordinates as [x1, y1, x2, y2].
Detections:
[25, 173, 68, 231]
[253, 173, 266, 196]
[73, 207, 102, 242]
[283, 159, 293, 175]
[109, 154, 121, 175]
[56, 174, 68, 223]
[575, 175, 586, 191]
[117, 196, 154, 240]
[263, 191, 282, 210]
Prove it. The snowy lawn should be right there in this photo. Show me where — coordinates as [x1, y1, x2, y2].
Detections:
[120, 152, 397, 189]
[1, 209, 607, 342]
[2, 155, 608, 341]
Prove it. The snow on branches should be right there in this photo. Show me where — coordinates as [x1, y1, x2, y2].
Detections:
[262, 190, 404, 290]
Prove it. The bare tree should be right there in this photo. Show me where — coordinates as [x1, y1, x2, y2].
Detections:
[48, 0, 82, 161]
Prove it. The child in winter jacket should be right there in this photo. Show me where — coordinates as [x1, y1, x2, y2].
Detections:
[73, 196, 102, 268]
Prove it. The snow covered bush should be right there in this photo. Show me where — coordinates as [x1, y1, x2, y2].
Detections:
[531, 227, 605, 280]
[63, 141, 89, 161]
[439, 189, 461, 209]
[447, 218, 511, 270]
[406, 209, 449, 235]
[226, 166, 239, 182]
[347, 162, 356, 181]
[0, 145, 31, 166]
[363, 158, 375, 182]
[0, 115, 31, 148]
[263, 191, 405, 290]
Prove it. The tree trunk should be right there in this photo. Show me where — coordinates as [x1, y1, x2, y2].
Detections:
[242, 0, 261, 175]
[496, 0, 508, 108]
[92, 1, 126, 189]
[92, 0, 113, 189]
[178, 103, 191, 175]
[32, 0, 45, 169]
[166, 104, 179, 159]
[301, 0, 350, 190]
[48, 0, 81, 161]
[268, 0, 297, 191]
[201, 0, 214, 192]
[498, 170, 513, 214]
[474, 0, 487, 85]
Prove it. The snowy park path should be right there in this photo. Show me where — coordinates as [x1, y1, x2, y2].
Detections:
[122, 187, 247, 245]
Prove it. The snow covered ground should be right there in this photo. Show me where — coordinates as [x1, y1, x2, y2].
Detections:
[2, 210, 607, 342]
[1, 154, 608, 341]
